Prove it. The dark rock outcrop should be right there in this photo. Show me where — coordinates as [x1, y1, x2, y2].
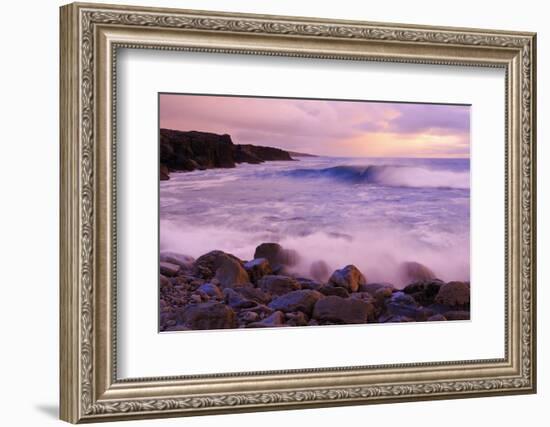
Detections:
[160, 129, 294, 178]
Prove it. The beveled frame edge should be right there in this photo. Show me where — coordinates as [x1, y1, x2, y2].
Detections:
[59, 2, 536, 423]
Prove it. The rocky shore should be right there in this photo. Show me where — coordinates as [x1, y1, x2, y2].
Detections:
[160, 129, 295, 179]
[159, 243, 470, 331]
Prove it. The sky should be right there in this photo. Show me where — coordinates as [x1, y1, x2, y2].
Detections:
[159, 94, 470, 158]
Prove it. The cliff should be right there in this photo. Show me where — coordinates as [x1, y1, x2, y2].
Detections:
[160, 129, 293, 179]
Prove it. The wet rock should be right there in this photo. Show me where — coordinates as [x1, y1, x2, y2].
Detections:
[359, 283, 395, 295]
[310, 260, 330, 282]
[224, 288, 258, 309]
[319, 286, 350, 298]
[443, 310, 470, 321]
[313, 296, 370, 324]
[160, 252, 195, 271]
[295, 278, 324, 291]
[178, 302, 236, 330]
[197, 283, 223, 299]
[384, 292, 424, 320]
[247, 311, 285, 328]
[403, 280, 443, 306]
[160, 274, 172, 290]
[435, 281, 470, 307]
[239, 311, 259, 323]
[234, 287, 271, 305]
[258, 275, 300, 296]
[328, 265, 366, 293]
[160, 261, 180, 277]
[398, 261, 436, 283]
[244, 258, 272, 283]
[214, 257, 250, 288]
[285, 311, 309, 327]
[192, 250, 242, 280]
[268, 290, 323, 315]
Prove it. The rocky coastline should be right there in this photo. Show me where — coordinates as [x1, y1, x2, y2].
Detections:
[159, 242, 470, 331]
[160, 129, 295, 180]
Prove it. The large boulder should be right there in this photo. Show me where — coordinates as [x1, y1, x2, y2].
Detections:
[435, 281, 470, 307]
[214, 257, 250, 288]
[328, 265, 366, 293]
[192, 250, 242, 280]
[258, 275, 300, 296]
[244, 258, 272, 283]
[398, 261, 436, 283]
[313, 296, 370, 324]
[268, 290, 324, 315]
[178, 302, 236, 330]
[254, 243, 300, 273]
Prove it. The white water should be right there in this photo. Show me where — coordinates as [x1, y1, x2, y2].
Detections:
[160, 157, 470, 286]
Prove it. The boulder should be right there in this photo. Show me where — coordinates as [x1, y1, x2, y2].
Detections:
[233, 287, 271, 305]
[253, 243, 300, 272]
[258, 275, 300, 296]
[160, 261, 180, 277]
[435, 281, 470, 307]
[192, 250, 242, 280]
[384, 292, 424, 320]
[214, 257, 250, 288]
[159, 274, 172, 290]
[398, 261, 436, 283]
[244, 258, 272, 283]
[319, 286, 350, 298]
[197, 283, 223, 299]
[295, 278, 324, 291]
[223, 288, 258, 310]
[328, 265, 366, 293]
[160, 252, 195, 271]
[247, 311, 286, 328]
[403, 280, 443, 306]
[313, 296, 370, 324]
[268, 290, 323, 315]
[359, 283, 395, 295]
[285, 311, 309, 327]
[309, 260, 330, 282]
[178, 302, 236, 330]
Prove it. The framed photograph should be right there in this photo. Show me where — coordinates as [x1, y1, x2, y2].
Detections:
[59, 2, 537, 423]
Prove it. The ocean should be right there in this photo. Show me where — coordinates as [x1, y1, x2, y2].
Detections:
[160, 156, 470, 287]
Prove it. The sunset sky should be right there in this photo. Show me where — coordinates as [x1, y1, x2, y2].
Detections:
[159, 94, 470, 158]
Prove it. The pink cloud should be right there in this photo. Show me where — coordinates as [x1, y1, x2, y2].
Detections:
[160, 94, 470, 158]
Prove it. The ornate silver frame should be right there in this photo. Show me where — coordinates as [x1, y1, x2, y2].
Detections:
[60, 2, 537, 423]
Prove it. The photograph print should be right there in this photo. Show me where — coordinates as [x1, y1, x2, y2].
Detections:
[159, 94, 471, 332]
